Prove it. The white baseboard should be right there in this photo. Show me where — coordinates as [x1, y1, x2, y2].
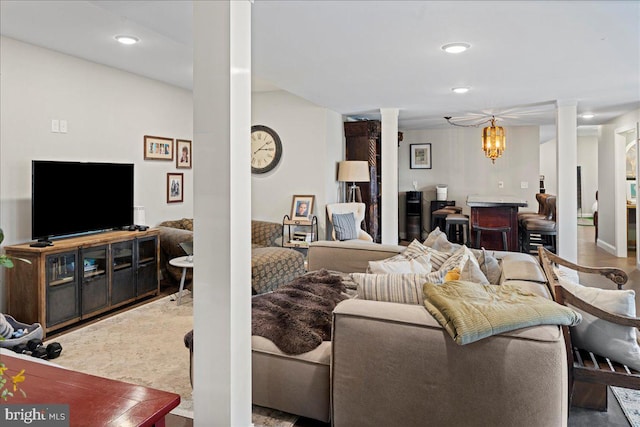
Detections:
[596, 238, 618, 256]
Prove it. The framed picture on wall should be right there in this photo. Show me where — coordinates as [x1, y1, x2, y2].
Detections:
[144, 135, 174, 161]
[290, 195, 315, 221]
[167, 173, 184, 203]
[410, 143, 432, 169]
[176, 139, 192, 169]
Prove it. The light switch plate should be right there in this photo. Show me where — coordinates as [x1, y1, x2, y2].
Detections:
[521, 181, 529, 189]
[59, 120, 68, 133]
[498, 181, 504, 189]
[51, 119, 59, 133]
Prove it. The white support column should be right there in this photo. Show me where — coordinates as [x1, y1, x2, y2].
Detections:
[556, 100, 578, 262]
[193, 2, 252, 426]
[380, 108, 399, 245]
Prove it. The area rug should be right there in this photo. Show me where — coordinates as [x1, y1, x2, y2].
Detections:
[613, 387, 640, 427]
[45, 291, 298, 426]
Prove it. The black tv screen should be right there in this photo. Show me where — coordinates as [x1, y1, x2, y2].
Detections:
[32, 160, 134, 241]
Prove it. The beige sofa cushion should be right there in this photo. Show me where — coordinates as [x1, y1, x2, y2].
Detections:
[252, 336, 331, 422]
[500, 253, 547, 284]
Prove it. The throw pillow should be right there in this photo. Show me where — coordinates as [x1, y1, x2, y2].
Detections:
[423, 227, 461, 254]
[558, 275, 640, 371]
[403, 239, 451, 270]
[368, 254, 432, 274]
[477, 249, 502, 285]
[459, 247, 490, 285]
[352, 271, 447, 305]
[332, 212, 358, 241]
[438, 245, 470, 275]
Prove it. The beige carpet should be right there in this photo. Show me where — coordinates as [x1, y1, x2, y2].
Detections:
[45, 291, 298, 426]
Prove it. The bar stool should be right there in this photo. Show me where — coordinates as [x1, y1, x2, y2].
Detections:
[431, 206, 462, 231]
[445, 213, 470, 246]
[473, 225, 510, 251]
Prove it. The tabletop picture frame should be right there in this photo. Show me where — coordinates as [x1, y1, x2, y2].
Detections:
[144, 135, 174, 161]
[176, 139, 192, 169]
[410, 143, 432, 169]
[167, 173, 184, 203]
[290, 195, 315, 221]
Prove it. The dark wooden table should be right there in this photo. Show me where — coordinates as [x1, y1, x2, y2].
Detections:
[1, 353, 180, 427]
[467, 195, 528, 251]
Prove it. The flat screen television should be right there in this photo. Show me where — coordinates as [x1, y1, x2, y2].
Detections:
[32, 160, 134, 244]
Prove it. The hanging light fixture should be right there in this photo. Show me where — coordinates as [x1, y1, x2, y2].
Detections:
[444, 115, 506, 164]
[481, 116, 505, 164]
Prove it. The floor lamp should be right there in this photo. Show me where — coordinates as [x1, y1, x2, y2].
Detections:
[338, 160, 370, 203]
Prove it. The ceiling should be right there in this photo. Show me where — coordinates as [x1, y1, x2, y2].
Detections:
[1, 0, 639, 130]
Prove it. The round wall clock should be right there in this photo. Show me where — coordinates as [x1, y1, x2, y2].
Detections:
[251, 125, 283, 174]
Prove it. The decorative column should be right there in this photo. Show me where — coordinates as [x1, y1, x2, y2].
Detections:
[380, 108, 399, 245]
[367, 121, 380, 241]
[193, 2, 252, 426]
[556, 100, 578, 262]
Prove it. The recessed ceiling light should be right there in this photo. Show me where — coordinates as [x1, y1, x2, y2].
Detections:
[115, 35, 140, 45]
[441, 43, 471, 54]
[581, 113, 595, 119]
[452, 87, 470, 94]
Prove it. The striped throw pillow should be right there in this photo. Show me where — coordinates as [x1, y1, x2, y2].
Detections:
[332, 212, 358, 241]
[403, 239, 451, 271]
[352, 271, 447, 305]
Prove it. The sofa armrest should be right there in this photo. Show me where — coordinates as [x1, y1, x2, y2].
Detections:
[307, 240, 405, 273]
[331, 299, 568, 427]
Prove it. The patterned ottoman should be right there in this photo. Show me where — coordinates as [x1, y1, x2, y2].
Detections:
[251, 246, 305, 294]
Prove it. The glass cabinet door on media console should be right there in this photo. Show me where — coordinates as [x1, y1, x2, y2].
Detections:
[81, 245, 109, 316]
[46, 251, 80, 327]
[136, 235, 158, 296]
[111, 240, 135, 306]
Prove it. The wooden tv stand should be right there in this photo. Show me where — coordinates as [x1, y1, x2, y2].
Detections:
[4, 229, 160, 337]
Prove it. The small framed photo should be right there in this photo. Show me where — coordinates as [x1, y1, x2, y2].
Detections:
[627, 179, 637, 205]
[167, 173, 184, 203]
[290, 195, 315, 221]
[410, 143, 432, 169]
[176, 139, 192, 169]
[144, 135, 174, 161]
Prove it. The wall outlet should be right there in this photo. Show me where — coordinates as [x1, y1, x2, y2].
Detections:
[51, 119, 59, 133]
[59, 120, 68, 133]
[521, 181, 529, 189]
[498, 181, 504, 189]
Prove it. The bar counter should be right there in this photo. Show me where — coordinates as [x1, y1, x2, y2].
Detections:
[466, 195, 528, 251]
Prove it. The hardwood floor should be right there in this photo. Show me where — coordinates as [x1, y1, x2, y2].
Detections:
[168, 224, 635, 426]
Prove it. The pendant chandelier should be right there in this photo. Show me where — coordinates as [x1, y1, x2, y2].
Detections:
[444, 115, 506, 164]
[481, 117, 505, 164]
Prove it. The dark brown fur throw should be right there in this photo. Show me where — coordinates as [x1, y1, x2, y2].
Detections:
[252, 269, 348, 355]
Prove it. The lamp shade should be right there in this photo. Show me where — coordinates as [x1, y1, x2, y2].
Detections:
[338, 161, 370, 182]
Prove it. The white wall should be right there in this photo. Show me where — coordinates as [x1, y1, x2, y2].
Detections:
[0, 36, 193, 309]
[597, 109, 640, 249]
[540, 132, 598, 216]
[577, 134, 598, 216]
[251, 90, 344, 239]
[398, 126, 540, 237]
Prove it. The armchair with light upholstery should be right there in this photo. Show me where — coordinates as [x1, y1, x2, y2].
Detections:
[326, 202, 373, 241]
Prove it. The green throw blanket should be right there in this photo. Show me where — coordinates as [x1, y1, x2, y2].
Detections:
[423, 280, 581, 345]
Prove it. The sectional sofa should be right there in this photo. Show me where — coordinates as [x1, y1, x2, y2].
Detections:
[251, 238, 568, 426]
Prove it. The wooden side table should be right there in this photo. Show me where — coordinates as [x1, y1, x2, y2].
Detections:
[169, 255, 193, 305]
